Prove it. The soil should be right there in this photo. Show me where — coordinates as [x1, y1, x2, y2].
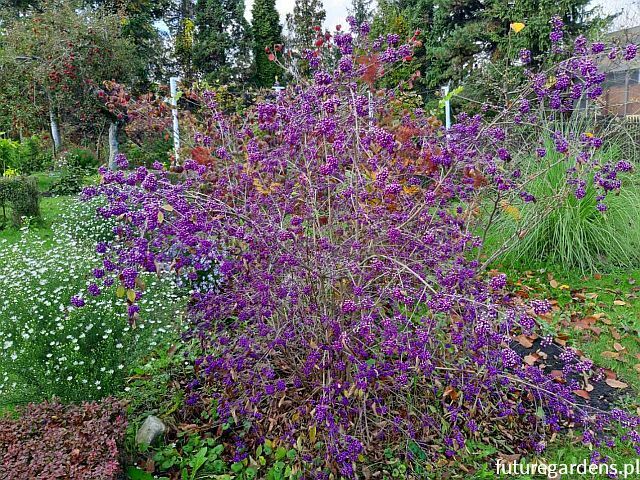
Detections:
[511, 337, 628, 411]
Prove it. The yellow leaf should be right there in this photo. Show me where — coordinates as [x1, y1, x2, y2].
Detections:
[116, 286, 125, 298]
[403, 185, 420, 195]
[500, 200, 521, 221]
[545, 76, 557, 89]
[157, 211, 164, 223]
[253, 178, 281, 195]
[510, 22, 525, 33]
[161, 204, 174, 212]
[126, 289, 137, 303]
[309, 425, 317, 443]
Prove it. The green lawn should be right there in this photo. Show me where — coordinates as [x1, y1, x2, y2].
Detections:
[470, 264, 640, 479]
[0, 195, 71, 244]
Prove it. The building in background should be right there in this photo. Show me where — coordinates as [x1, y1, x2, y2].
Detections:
[600, 25, 640, 118]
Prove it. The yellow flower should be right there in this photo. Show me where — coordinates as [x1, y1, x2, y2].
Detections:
[510, 22, 525, 33]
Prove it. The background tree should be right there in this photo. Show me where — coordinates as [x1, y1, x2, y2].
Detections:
[172, 0, 196, 80]
[87, 0, 171, 88]
[251, 0, 282, 87]
[369, 0, 611, 101]
[192, 0, 252, 84]
[285, 0, 325, 51]
[348, 0, 373, 26]
[0, 0, 141, 157]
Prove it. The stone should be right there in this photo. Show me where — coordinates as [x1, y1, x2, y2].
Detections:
[135, 415, 166, 446]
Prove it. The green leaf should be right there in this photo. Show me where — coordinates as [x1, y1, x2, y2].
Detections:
[275, 446, 286, 460]
[212, 444, 224, 455]
[126, 467, 155, 480]
[245, 466, 258, 479]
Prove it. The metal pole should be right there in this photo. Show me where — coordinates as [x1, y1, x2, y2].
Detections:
[443, 84, 451, 129]
[170, 76, 181, 165]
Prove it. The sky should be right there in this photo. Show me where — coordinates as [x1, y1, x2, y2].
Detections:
[593, 0, 640, 29]
[244, 0, 351, 31]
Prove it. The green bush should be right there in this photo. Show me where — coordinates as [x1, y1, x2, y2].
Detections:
[0, 138, 18, 174]
[0, 176, 40, 225]
[49, 166, 85, 196]
[125, 137, 172, 168]
[16, 136, 53, 173]
[0, 136, 52, 175]
[67, 147, 98, 169]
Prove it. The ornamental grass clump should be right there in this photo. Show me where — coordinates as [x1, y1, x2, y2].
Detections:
[84, 17, 640, 476]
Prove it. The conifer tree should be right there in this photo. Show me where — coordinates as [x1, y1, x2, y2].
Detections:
[285, 0, 325, 51]
[192, 0, 252, 83]
[251, 0, 282, 87]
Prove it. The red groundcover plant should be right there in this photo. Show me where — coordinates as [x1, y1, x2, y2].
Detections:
[82, 17, 639, 477]
[0, 399, 126, 479]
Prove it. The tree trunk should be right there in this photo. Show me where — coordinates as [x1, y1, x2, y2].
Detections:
[49, 106, 61, 156]
[108, 121, 119, 170]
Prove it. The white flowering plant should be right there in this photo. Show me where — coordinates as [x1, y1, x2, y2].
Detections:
[0, 198, 185, 404]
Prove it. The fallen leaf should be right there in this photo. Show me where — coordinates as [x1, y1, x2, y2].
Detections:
[614, 300, 627, 306]
[613, 342, 626, 352]
[550, 370, 564, 382]
[573, 389, 591, 400]
[554, 336, 568, 347]
[515, 334, 534, 348]
[524, 354, 540, 366]
[498, 453, 521, 464]
[605, 378, 628, 389]
[594, 273, 602, 280]
[601, 351, 620, 359]
[550, 279, 559, 288]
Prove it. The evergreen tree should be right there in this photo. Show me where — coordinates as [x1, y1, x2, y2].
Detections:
[170, 0, 196, 80]
[348, 0, 373, 26]
[91, 0, 171, 87]
[370, 0, 611, 99]
[192, 0, 252, 83]
[251, 0, 282, 87]
[285, 0, 325, 51]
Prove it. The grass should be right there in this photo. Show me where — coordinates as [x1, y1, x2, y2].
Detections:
[497, 264, 640, 390]
[0, 195, 70, 244]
